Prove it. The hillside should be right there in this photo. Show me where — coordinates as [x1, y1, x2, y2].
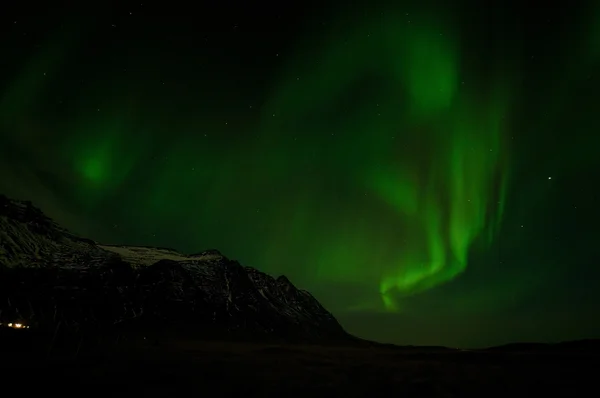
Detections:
[0, 194, 349, 343]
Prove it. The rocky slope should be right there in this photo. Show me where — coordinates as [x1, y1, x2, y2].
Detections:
[0, 194, 349, 342]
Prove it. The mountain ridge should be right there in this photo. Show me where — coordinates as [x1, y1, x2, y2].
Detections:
[0, 193, 351, 344]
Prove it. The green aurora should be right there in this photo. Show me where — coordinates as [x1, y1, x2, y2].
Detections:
[1, 3, 599, 346]
[257, 10, 512, 311]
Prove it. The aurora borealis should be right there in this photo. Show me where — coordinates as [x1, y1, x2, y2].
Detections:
[1, 1, 599, 348]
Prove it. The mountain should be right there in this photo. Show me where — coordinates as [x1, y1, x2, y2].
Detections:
[485, 339, 600, 353]
[0, 194, 350, 343]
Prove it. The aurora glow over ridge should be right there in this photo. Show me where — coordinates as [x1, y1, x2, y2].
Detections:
[258, 10, 511, 311]
[1, 1, 599, 347]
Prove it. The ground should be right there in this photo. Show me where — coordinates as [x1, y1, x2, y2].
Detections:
[1, 334, 597, 397]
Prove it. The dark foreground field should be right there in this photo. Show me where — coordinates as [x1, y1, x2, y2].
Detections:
[1, 332, 598, 397]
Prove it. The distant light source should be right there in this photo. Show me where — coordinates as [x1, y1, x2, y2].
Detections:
[3, 321, 29, 329]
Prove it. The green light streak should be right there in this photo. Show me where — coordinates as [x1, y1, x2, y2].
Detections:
[260, 10, 510, 311]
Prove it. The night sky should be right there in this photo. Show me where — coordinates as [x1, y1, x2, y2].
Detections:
[1, 1, 599, 349]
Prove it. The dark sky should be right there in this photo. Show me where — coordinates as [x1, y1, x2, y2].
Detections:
[1, 1, 599, 348]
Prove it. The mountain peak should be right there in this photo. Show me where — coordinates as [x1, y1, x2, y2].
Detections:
[0, 194, 350, 343]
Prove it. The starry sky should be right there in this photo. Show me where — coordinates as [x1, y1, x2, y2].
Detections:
[1, 1, 599, 348]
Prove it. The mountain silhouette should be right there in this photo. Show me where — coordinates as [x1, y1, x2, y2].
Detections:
[0, 194, 350, 343]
